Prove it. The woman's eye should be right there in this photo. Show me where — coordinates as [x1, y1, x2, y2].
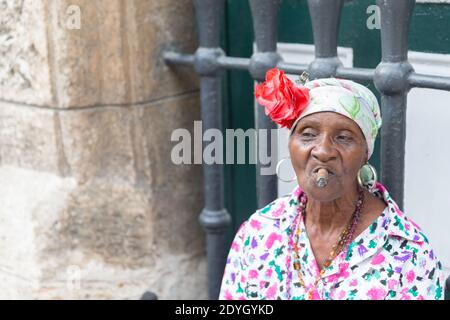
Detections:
[301, 132, 316, 138]
[337, 135, 352, 141]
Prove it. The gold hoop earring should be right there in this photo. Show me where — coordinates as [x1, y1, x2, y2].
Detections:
[357, 162, 378, 191]
[276, 157, 297, 183]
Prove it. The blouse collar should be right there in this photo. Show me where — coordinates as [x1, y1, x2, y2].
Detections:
[258, 182, 427, 280]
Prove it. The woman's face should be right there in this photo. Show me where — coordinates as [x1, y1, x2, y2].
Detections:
[289, 112, 368, 202]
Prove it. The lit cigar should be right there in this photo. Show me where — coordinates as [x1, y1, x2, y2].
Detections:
[316, 168, 329, 188]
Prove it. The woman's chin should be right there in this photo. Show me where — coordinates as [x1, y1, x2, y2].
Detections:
[301, 178, 342, 202]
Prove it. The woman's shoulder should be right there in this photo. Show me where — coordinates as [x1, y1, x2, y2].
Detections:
[254, 194, 293, 220]
[383, 216, 446, 299]
[370, 182, 430, 245]
[379, 194, 443, 284]
[383, 202, 430, 246]
[234, 194, 294, 244]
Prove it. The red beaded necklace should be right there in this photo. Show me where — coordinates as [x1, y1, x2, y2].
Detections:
[291, 186, 364, 300]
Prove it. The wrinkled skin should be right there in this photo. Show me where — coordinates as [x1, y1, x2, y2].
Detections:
[289, 111, 386, 269]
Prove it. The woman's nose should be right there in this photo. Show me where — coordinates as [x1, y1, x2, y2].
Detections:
[311, 136, 338, 162]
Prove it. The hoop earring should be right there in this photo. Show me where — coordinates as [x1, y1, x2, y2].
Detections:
[276, 157, 297, 183]
[357, 162, 378, 191]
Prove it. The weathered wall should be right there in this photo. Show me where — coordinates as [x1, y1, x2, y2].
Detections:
[0, 0, 205, 299]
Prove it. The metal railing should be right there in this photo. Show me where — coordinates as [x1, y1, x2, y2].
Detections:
[163, 0, 450, 300]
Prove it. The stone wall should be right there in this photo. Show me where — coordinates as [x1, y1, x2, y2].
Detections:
[0, 0, 205, 299]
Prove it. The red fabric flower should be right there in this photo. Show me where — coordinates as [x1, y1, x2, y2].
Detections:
[254, 68, 310, 128]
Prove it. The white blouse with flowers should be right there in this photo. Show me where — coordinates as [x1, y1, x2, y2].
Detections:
[219, 182, 445, 300]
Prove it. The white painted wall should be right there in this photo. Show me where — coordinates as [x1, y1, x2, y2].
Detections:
[274, 43, 450, 276]
[405, 51, 450, 275]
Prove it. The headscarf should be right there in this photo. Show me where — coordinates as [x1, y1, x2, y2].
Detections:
[255, 69, 382, 159]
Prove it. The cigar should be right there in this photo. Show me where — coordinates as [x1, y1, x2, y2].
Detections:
[316, 168, 329, 188]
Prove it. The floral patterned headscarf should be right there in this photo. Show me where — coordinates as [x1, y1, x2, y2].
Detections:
[255, 69, 382, 159]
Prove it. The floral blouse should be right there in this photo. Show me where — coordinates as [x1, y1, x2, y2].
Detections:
[219, 182, 445, 300]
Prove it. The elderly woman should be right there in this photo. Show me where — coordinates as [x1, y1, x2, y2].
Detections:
[219, 69, 445, 300]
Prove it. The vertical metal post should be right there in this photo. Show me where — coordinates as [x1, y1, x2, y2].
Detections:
[446, 276, 450, 300]
[374, 0, 415, 210]
[249, 0, 282, 208]
[307, 0, 345, 79]
[194, 0, 231, 300]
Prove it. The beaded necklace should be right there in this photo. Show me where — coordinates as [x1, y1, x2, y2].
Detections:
[291, 187, 364, 300]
